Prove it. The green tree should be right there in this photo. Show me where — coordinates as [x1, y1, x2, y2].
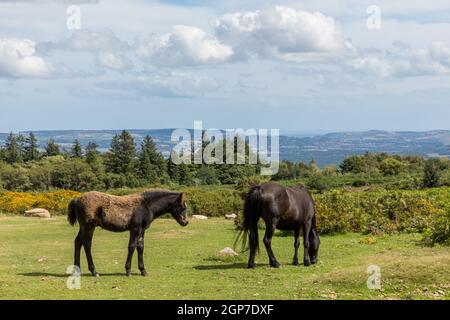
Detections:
[196, 165, 220, 185]
[85, 142, 105, 185]
[4, 133, 23, 164]
[340, 155, 366, 174]
[51, 158, 99, 191]
[105, 130, 137, 176]
[139, 136, 167, 183]
[178, 162, 193, 185]
[167, 152, 180, 182]
[45, 139, 61, 156]
[70, 139, 83, 158]
[380, 157, 405, 176]
[423, 158, 442, 188]
[24, 132, 40, 161]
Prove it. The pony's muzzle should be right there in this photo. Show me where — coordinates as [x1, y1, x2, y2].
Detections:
[180, 220, 189, 227]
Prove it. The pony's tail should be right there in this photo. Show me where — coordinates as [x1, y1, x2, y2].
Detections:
[68, 198, 79, 226]
[236, 185, 262, 253]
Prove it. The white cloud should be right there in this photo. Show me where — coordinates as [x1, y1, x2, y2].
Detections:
[135, 25, 234, 67]
[96, 71, 219, 98]
[43, 30, 133, 71]
[213, 6, 355, 61]
[350, 42, 450, 78]
[0, 38, 53, 78]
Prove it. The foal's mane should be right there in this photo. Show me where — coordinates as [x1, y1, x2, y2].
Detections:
[141, 190, 179, 204]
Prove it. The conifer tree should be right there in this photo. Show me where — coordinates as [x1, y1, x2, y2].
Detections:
[71, 139, 83, 158]
[45, 139, 61, 156]
[24, 132, 40, 161]
[4, 132, 23, 164]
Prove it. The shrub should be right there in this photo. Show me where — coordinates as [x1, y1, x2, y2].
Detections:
[0, 190, 81, 215]
[423, 209, 450, 246]
[380, 158, 405, 176]
[182, 187, 242, 217]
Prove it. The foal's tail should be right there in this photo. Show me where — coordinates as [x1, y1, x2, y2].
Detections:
[236, 185, 262, 253]
[67, 198, 79, 226]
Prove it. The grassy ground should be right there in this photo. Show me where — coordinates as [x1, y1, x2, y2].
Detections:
[0, 215, 449, 300]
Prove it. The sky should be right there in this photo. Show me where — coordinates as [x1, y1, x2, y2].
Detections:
[1, 0, 450, 133]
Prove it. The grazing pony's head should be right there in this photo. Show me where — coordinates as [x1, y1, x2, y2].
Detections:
[170, 192, 188, 226]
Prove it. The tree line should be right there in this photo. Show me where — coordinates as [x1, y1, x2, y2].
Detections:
[1, 131, 449, 192]
[272, 151, 450, 190]
[0, 131, 258, 191]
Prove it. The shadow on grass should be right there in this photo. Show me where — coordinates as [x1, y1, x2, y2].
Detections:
[18, 272, 127, 277]
[194, 263, 250, 270]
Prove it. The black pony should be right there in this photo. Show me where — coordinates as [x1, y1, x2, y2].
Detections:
[241, 182, 320, 268]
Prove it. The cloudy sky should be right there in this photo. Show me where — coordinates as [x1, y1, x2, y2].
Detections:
[1, 0, 450, 132]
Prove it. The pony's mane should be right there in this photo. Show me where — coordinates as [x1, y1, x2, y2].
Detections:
[141, 189, 179, 202]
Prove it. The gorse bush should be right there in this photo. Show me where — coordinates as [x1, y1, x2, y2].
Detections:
[1, 185, 449, 246]
[0, 190, 81, 215]
[233, 186, 450, 245]
[313, 189, 443, 235]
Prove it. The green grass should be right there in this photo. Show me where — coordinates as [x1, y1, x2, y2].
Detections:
[0, 216, 449, 300]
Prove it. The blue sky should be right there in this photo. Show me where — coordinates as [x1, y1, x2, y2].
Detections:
[1, 0, 450, 132]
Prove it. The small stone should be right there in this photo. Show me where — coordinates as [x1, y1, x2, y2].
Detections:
[225, 213, 237, 220]
[24, 208, 51, 219]
[192, 215, 208, 220]
[218, 247, 238, 257]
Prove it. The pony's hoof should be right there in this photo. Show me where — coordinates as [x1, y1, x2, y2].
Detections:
[91, 271, 99, 277]
[140, 270, 148, 277]
[303, 260, 311, 267]
[270, 262, 280, 268]
[292, 260, 299, 266]
[247, 263, 255, 269]
[310, 259, 317, 265]
[126, 271, 132, 277]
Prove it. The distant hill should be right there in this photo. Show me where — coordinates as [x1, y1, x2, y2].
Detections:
[1, 129, 449, 167]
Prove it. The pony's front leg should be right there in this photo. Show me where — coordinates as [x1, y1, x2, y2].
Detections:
[292, 228, 300, 266]
[137, 230, 147, 276]
[125, 229, 139, 276]
[302, 221, 312, 267]
[263, 221, 280, 268]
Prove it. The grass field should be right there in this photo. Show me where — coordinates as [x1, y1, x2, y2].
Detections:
[0, 215, 449, 300]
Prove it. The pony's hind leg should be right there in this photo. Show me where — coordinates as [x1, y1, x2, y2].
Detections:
[74, 229, 83, 272]
[82, 225, 99, 277]
[137, 230, 147, 276]
[292, 228, 300, 266]
[302, 221, 312, 267]
[263, 220, 280, 268]
[125, 229, 139, 276]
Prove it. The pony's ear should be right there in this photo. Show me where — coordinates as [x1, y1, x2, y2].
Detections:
[177, 192, 185, 203]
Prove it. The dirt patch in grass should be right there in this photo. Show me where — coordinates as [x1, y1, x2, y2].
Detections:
[149, 229, 196, 239]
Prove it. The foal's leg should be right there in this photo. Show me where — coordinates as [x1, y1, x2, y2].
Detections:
[82, 225, 99, 276]
[292, 228, 300, 266]
[73, 229, 83, 271]
[125, 229, 139, 276]
[136, 230, 147, 276]
[263, 220, 280, 268]
[302, 221, 312, 267]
